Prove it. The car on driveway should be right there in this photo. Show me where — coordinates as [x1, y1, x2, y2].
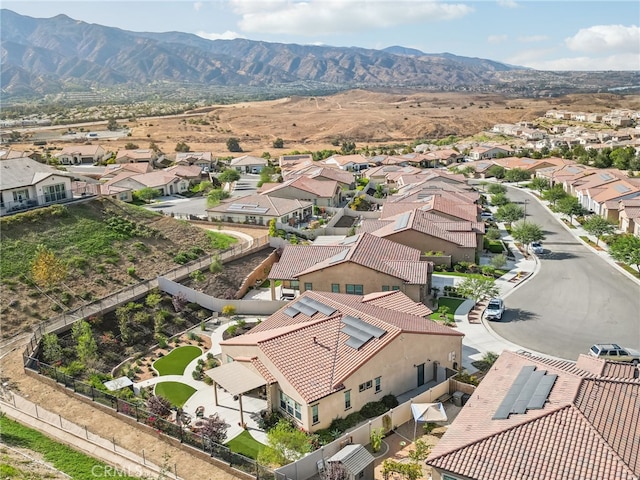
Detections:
[531, 241, 544, 254]
[480, 212, 494, 221]
[484, 298, 505, 321]
[589, 343, 640, 364]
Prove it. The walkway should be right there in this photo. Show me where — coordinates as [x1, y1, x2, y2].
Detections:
[133, 318, 268, 444]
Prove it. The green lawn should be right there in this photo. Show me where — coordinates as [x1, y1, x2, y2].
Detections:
[225, 430, 265, 459]
[430, 297, 466, 322]
[206, 231, 239, 250]
[154, 381, 197, 407]
[0, 416, 143, 479]
[153, 345, 202, 376]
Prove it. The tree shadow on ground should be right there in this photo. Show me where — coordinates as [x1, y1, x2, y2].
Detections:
[499, 308, 537, 323]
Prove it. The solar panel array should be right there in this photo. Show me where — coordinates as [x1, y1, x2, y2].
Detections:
[227, 203, 270, 214]
[283, 296, 337, 318]
[328, 249, 349, 264]
[341, 315, 387, 350]
[394, 212, 411, 231]
[493, 366, 558, 420]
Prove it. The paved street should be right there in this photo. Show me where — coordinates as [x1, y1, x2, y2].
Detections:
[487, 186, 640, 360]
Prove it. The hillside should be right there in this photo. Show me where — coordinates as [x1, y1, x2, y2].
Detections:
[0, 198, 234, 338]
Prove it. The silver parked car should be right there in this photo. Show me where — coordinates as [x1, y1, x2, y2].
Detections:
[531, 241, 544, 254]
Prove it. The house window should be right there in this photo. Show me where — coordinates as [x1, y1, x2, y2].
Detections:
[279, 391, 302, 421]
[331, 284, 340, 293]
[312, 404, 319, 425]
[392, 286, 400, 291]
[119, 193, 129, 201]
[375, 377, 381, 393]
[358, 471, 364, 479]
[304, 283, 312, 291]
[344, 390, 351, 410]
[358, 380, 373, 392]
[382, 286, 390, 291]
[443, 475, 463, 480]
[346, 284, 363, 295]
[12, 189, 29, 203]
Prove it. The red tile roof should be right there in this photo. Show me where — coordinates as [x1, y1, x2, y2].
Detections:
[427, 351, 640, 480]
[221, 290, 459, 403]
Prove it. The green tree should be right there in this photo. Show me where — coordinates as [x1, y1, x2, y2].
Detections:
[106, 117, 118, 131]
[226, 137, 242, 152]
[257, 420, 311, 467]
[191, 181, 213, 194]
[268, 218, 277, 237]
[529, 177, 550, 193]
[504, 168, 531, 184]
[72, 320, 98, 364]
[487, 183, 507, 195]
[209, 255, 224, 274]
[340, 141, 356, 155]
[582, 215, 615, 246]
[455, 277, 500, 303]
[486, 165, 506, 179]
[490, 254, 507, 270]
[490, 192, 509, 206]
[511, 221, 545, 248]
[32, 245, 68, 288]
[206, 188, 230, 207]
[485, 227, 501, 241]
[495, 203, 525, 224]
[135, 187, 160, 203]
[42, 333, 63, 364]
[608, 234, 640, 274]
[218, 169, 241, 184]
[175, 142, 190, 152]
[541, 184, 568, 206]
[272, 137, 284, 148]
[556, 196, 586, 224]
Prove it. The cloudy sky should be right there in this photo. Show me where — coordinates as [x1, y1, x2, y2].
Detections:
[4, 0, 639, 71]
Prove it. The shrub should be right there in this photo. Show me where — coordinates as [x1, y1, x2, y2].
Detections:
[360, 401, 388, 418]
[381, 394, 399, 409]
[127, 266, 136, 276]
[221, 305, 236, 317]
[257, 410, 286, 432]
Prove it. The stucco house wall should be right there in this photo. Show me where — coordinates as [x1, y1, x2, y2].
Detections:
[383, 229, 477, 264]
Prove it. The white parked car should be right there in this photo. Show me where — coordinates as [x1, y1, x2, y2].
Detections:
[531, 241, 544, 254]
[484, 298, 505, 321]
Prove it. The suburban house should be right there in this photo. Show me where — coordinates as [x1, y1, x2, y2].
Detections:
[427, 350, 640, 480]
[230, 155, 268, 174]
[321, 154, 370, 172]
[216, 290, 463, 432]
[104, 170, 190, 197]
[285, 166, 356, 191]
[115, 149, 157, 164]
[618, 199, 640, 236]
[0, 148, 35, 160]
[278, 154, 314, 171]
[54, 145, 108, 165]
[494, 156, 568, 174]
[206, 194, 313, 226]
[100, 162, 153, 180]
[363, 165, 423, 188]
[467, 145, 512, 161]
[535, 163, 595, 187]
[360, 208, 483, 264]
[268, 232, 434, 303]
[72, 181, 133, 202]
[1, 157, 75, 214]
[260, 176, 343, 207]
[383, 193, 480, 223]
[174, 151, 213, 170]
[162, 164, 203, 183]
[570, 171, 632, 212]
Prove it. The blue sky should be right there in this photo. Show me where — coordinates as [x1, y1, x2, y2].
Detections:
[4, 0, 639, 71]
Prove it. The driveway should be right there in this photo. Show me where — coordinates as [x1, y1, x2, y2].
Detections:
[487, 186, 640, 360]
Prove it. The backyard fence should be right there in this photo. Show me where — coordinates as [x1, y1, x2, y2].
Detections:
[22, 358, 275, 480]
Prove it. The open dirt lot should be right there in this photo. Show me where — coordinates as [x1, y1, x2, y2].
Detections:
[15, 90, 640, 158]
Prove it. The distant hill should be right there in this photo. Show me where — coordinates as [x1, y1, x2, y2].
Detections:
[1, 9, 638, 102]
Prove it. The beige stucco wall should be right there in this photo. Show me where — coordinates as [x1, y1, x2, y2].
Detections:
[385, 230, 477, 264]
[220, 329, 462, 431]
[298, 262, 426, 303]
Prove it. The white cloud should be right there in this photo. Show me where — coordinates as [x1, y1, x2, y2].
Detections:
[526, 53, 640, 71]
[229, 0, 473, 36]
[497, 0, 518, 8]
[196, 30, 244, 40]
[488, 34, 508, 44]
[565, 24, 640, 54]
[517, 35, 548, 43]
[193, 2, 203, 12]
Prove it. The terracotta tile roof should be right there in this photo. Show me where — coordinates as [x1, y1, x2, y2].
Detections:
[163, 164, 203, 177]
[427, 350, 640, 480]
[322, 154, 370, 166]
[250, 357, 278, 384]
[261, 176, 338, 198]
[58, 145, 104, 156]
[290, 166, 355, 185]
[268, 245, 347, 280]
[590, 180, 640, 202]
[206, 194, 313, 216]
[361, 291, 433, 317]
[102, 162, 151, 177]
[230, 155, 268, 167]
[222, 290, 459, 403]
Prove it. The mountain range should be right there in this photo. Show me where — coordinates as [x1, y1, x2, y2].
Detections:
[1, 9, 637, 102]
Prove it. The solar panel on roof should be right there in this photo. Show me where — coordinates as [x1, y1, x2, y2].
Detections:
[394, 212, 411, 231]
[283, 306, 300, 318]
[614, 184, 631, 193]
[527, 374, 557, 410]
[345, 336, 367, 350]
[511, 370, 545, 414]
[294, 302, 318, 317]
[493, 366, 536, 420]
[328, 249, 349, 264]
[341, 325, 374, 343]
[342, 316, 386, 338]
[340, 235, 359, 245]
[298, 296, 336, 316]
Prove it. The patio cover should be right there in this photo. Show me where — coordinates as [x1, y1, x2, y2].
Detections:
[204, 362, 267, 396]
[411, 402, 448, 439]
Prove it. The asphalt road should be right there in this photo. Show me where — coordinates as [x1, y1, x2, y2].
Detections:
[489, 186, 640, 360]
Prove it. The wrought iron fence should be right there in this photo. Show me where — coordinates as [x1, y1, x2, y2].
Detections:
[26, 357, 274, 479]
